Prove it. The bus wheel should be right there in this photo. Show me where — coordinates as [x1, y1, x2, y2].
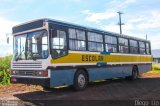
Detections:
[73, 69, 88, 91]
[131, 66, 138, 80]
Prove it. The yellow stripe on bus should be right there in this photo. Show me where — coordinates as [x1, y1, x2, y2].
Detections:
[51, 53, 152, 64]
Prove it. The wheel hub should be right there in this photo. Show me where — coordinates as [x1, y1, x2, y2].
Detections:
[78, 74, 86, 87]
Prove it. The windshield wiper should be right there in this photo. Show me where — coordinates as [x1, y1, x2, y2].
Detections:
[31, 55, 37, 61]
[15, 49, 24, 61]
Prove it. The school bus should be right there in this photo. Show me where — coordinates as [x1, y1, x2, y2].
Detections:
[11, 19, 152, 90]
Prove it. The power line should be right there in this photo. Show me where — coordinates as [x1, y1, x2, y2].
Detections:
[117, 11, 124, 34]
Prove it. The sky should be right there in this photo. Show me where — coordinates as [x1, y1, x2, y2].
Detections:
[0, 0, 160, 57]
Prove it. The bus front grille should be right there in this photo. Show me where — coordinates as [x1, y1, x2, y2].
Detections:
[18, 70, 34, 76]
[12, 62, 42, 69]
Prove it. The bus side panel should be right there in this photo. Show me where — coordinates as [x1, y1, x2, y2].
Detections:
[88, 66, 132, 81]
[138, 64, 152, 74]
[50, 69, 75, 87]
[121, 65, 133, 77]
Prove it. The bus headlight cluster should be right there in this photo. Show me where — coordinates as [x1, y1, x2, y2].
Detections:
[38, 71, 42, 75]
[12, 70, 18, 74]
[12, 70, 16, 74]
[41, 70, 48, 77]
[35, 70, 48, 77]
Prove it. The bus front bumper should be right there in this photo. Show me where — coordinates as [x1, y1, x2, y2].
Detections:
[11, 75, 50, 87]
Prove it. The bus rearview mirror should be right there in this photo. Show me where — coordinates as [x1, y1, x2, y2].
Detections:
[6, 33, 12, 44]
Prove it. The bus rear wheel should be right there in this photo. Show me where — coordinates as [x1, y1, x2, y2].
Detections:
[131, 66, 139, 80]
[73, 69, 88, 91]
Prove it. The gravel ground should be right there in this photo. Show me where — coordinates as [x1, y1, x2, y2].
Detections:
[0, 72, 160, 106]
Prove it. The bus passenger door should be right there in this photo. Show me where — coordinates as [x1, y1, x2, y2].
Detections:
[50, 25, 68, 59]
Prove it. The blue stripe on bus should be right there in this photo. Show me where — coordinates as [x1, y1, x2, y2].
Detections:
[97, 62, 107, 66]
[100, 52, 110, 55]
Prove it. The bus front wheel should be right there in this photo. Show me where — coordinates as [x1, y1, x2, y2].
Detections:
[73, 69, 88, 91]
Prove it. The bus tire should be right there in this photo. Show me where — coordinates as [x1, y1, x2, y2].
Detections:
[131, 66, 139, 80]
[73, 69, 88, 91]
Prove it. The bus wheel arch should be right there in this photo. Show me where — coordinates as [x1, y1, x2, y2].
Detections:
[131, 65, 139, 80]
[73, 68, 89, 91]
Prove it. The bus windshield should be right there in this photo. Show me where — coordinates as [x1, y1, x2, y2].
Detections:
[13, 30, 48, 61]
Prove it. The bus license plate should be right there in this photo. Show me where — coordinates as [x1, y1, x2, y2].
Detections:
[11, 78, 17, 82]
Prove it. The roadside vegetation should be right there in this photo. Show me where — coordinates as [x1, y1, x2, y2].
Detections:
[0, 56, 12, 86]
[150, 63, 160, 73]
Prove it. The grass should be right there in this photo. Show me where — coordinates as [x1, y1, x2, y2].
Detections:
[148, 63, 160, 74]
[0, 56, 12, 87]
[152, 63, 160, 71]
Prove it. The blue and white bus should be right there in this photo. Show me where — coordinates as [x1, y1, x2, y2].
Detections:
[11, 19, 152, 90]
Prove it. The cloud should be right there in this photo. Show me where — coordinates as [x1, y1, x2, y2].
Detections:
[148, 34, 160, 50]
[109, 0, 136, 10]
[82, 0, 137, 23]
[0, 17, 19, 57]
[125, 10, 160, 30]
[102, 24, 119, 33]
[136, 10, 160, 29]
[102, 23, 135, 34]
[127, 18, 144, 23]
[0, 8, 16, 15]
[82, 10, 117, 23]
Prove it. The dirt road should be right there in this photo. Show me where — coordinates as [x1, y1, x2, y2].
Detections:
[0, 72, 160, 106]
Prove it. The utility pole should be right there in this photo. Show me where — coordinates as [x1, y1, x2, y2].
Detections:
[117, 11, 124, 34]
[146, 34, 147, 40]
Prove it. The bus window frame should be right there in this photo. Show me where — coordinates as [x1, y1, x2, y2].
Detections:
[146, 42, 151, 55]
[129, 39, 139, 54]
[87, 31, 104, 52]
[68, 28, 86, 51]
[104, 34, 118, 53]
[118, 37, 129, 53]
[139, 41, 146, 54]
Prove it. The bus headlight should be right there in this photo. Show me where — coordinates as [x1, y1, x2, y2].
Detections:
[38, 71, 42, 75]
[11, 70, 18, 74]
[12, 70, 16, 74]
[36, 70, 48, 77]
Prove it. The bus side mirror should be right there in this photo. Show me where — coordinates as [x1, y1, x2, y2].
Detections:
[6, 33, 12, 44]
[7, 37, 9, 44]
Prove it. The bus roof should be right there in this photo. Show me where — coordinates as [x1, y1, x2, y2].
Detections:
[13, 18, 150, 43]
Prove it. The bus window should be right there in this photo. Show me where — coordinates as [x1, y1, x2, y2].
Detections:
[139, 41, 146, 54]
[119, 38, 129, 53]
[105, 35, 117, 52]
[69, 28, 86, 51]
[130, 40, 138, 54]
[88, 32, 103, 52]
[51, 30, 67, 58]
[146, 42, 150, 54]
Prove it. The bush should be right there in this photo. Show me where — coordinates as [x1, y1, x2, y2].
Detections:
[0, 70, 11, 86]
[152, 64, 160, 71]
[0, 56, 12, 86]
